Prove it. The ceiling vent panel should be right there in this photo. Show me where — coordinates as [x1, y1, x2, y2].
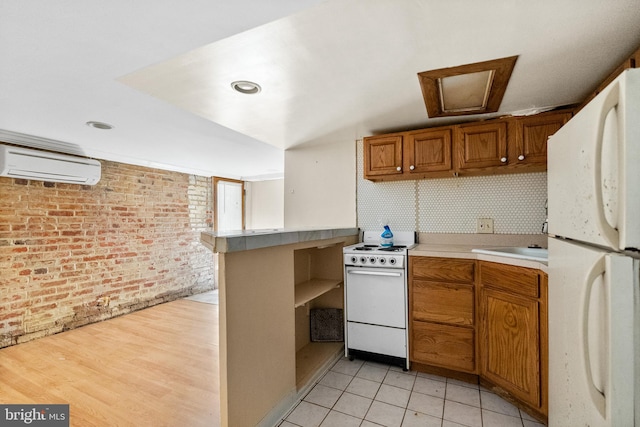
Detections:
[418, 56, 518, 118]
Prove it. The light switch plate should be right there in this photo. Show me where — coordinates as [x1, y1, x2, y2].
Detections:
[477, 218, 494, 234]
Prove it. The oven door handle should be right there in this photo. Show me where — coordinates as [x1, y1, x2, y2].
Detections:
[347, 270, 403, 277]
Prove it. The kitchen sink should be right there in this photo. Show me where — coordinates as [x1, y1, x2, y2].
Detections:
[471, 247, 548, 262]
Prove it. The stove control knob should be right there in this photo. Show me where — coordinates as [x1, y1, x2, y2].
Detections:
[379, 257, 386, 265]
[389, 257, 397, 265]
[369, 257, 376, 264]
[359, 256, 367, 264]
[350, 256, 358, 264]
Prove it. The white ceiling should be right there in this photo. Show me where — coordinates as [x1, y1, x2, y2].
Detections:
[2, 1, 640, 181]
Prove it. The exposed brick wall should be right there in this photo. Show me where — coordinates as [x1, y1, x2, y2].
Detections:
[0, 159, 215, 348]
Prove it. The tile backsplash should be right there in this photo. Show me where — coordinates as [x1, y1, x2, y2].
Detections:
[356, 140, 547, 234]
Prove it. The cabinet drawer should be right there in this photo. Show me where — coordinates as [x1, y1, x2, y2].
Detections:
[412, 281, 474, 326]
[411, 257, 475, 284]
[480, 262, 539, 298]
[411, 321, 475, 372]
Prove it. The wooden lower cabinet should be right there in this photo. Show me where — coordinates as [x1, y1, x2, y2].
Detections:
[409, 257, 477, 374]
[409, 256, 548, 421]
[481, 287, 540, 405]
[479, 261, 548, 418]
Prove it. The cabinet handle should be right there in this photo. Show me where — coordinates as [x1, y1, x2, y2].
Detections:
[500, 157, 507, 163]
[396, 166, 402, 172]
[409, 165, 415, 171]
[518, 154, 525, 161]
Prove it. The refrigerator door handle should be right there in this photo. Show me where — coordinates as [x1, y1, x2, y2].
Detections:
[582, 255, 607, 419]
[593, 82, 621, 249]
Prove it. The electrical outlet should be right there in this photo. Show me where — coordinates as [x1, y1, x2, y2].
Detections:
[477, 218, 494, 234]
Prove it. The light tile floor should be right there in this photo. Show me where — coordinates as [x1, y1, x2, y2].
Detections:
[279, 358, 546, 427]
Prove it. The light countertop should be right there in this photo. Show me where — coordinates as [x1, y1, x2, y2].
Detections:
[200, 227, 359, 253]
[410, 243, 548, 273]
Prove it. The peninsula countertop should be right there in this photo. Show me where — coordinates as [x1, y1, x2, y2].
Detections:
[200, 227, 359, 253]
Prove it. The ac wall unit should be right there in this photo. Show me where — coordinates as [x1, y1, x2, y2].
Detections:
[0, 144, 101, 185]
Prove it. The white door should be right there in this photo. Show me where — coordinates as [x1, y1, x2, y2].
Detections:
[548, 238, 636, 427]
[217, 180, 243, 232]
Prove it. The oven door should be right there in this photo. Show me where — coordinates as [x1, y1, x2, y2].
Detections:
[345, 266, 406, 328]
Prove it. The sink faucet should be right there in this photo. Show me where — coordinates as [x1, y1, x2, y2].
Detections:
[542, 199, 548, 234]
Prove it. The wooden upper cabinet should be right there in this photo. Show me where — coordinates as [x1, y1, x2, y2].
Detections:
[511, 111, 572, 167]
[405, 128, 453, 174]
[363, 109, 573, 181]
[455, 121, 508, 170]
[363, 134, 403, 177]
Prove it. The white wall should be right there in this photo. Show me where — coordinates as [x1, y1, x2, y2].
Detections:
[282, 139, 545, 233]
[245, 179, 285, 229]
[284, 140, 356, 228]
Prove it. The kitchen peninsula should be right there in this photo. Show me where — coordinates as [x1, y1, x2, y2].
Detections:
[201, 227, 359, 427]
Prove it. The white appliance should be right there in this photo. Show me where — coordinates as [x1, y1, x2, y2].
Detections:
[0, 144, 101, 185]
[547, 68, 640, 426]
[343, 231, 417, 370]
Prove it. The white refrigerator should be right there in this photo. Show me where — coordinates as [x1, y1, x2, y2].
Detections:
[548, 68, 640, 426]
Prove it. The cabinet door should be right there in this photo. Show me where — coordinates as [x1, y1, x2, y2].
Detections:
[364, 135, 403, 178]
[455, 121, 507, 170]
[512, 112, 572, 166]
[412, 321, 475, 372]
[480, 287, 541, 408]
[405, 128, 453, 174]
[540, 272, 548, 417]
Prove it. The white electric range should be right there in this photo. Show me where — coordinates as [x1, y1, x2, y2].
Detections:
[343, 231, 417, 370]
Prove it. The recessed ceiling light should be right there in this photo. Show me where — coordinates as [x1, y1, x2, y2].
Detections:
[86, 121, 114, 130]
[231, 80, 261, 94]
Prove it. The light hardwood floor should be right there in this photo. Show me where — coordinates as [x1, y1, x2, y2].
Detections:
[0, 299, 220, 427]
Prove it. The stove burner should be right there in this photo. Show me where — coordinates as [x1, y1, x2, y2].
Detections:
[353, 246, 372, 251]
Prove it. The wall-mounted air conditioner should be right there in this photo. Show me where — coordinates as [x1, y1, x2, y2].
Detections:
[0, 144, 101, 185]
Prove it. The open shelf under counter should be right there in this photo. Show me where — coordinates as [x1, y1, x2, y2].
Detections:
[296, 341, 344, 390]
[294, 279, 343, 308]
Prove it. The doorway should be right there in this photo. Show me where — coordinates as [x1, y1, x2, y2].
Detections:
[213, 177, 245, 232]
